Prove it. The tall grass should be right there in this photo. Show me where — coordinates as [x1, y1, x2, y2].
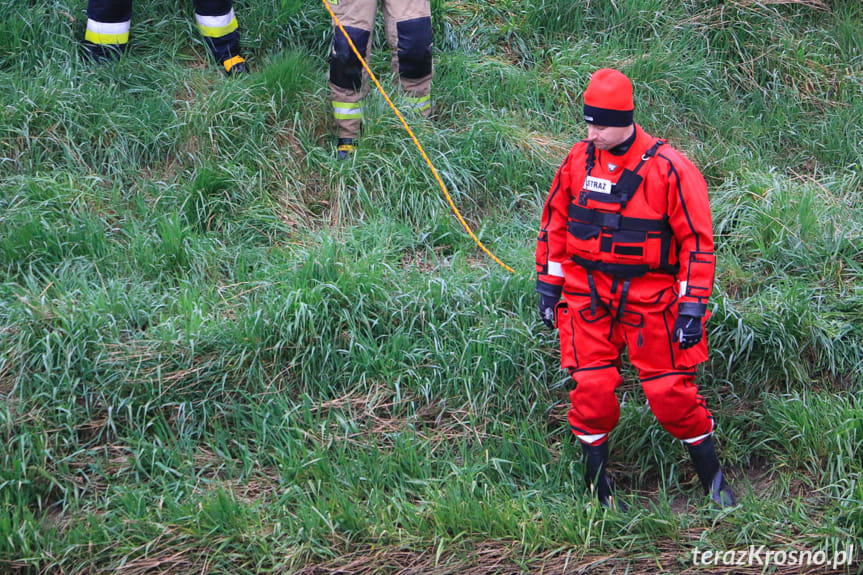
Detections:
[2, 0, 862, 573]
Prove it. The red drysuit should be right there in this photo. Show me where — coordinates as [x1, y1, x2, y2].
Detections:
[536, 124, 716, 445]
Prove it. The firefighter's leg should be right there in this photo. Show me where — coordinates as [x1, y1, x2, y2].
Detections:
[193, 0, 245, 74]
[84, 0, 132, 62]
[627, 306, 736, 507]
[382, 0, 433, 116]
[562, 297, 626, 508]
[328, 0, 377, 149]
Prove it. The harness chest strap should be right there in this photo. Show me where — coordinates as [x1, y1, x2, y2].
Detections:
[569, 138, 680, 293]
[567, 204, 671, 234]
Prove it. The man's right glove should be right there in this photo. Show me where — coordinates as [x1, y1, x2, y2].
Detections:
[539, 293, 559, 329]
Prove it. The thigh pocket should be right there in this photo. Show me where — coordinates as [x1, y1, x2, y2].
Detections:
[578, 305, 611, 324]
[619, 309, 644, 328]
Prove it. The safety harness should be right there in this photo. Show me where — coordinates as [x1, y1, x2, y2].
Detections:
[569, 140, 678, 319]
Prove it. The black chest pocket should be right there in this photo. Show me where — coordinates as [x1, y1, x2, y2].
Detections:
[569, 222, 602, 240]
[600, 230, 648, 257]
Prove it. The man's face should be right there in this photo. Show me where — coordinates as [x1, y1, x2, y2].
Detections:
[586, 124, 634, 151]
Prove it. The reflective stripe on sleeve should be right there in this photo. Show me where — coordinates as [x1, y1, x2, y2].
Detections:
[548, 261, 564, 278]
[196, 9, 238, 38]
[85, 19, 130, 45]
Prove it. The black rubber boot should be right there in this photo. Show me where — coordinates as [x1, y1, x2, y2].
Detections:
[687, 435, 737, 507]
[336, 137, 356, 160]
[82, 42, 126, 64]
[582, 441, 624, 510]
[223, 56, 247, 76]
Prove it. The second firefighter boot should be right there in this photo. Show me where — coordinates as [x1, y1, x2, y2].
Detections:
[336, 138, 356, 160]
[582, 441, 623, 509]
[687, 435, 737, 507]
[222, 55, 247, 75]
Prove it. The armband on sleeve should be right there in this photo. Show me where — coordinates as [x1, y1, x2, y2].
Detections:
[678, 302, 707, 317]
[536, 280, 563, 299]
[683, 251, 715, 299]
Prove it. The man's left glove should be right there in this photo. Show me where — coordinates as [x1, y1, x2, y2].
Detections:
[673, 315, 702, 349]
[673, 302, 707, 350]
[539, 293, 559, 329]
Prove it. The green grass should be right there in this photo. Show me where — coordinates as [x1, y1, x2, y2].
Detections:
[2, 0, 862, 573]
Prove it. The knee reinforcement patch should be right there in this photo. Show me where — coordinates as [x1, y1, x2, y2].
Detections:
[329, 26, 370, 91]
[396, 17, 433, 79]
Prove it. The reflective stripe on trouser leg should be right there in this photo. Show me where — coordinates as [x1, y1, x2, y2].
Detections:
[332, 101, 363, 121]
[85, 0, 132, 46]
[681, 426, 714, 445]
[85, 19, 130, 45]
[195, 8, 238, 38]
[577, 432, 609, 446]
[404, 94, 431, 115]
[329, 95, 363, 140]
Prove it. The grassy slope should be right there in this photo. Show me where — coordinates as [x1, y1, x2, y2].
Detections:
[1, 0, 862, 573]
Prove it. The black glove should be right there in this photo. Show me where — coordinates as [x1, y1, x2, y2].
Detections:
[673, 314, 703, 350]
[539, 293, 559, 329]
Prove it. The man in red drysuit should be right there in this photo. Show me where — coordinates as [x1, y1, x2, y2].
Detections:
[535, 68, 736, 508]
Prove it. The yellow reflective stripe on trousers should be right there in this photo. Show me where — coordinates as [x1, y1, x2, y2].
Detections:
[405, 94, 431, 111]
[196, 9, 238, 38]
[332, 101, 362, 120]
[85, 19, 130, 45]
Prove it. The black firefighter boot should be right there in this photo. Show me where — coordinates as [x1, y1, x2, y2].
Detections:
[687, 435, 737, 507]
[582, 441, 625, 510]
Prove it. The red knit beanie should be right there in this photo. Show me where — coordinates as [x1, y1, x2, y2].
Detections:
[583, 68, 634, 127]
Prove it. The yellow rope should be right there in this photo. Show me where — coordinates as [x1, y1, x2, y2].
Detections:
[321, 0, 516, 274]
